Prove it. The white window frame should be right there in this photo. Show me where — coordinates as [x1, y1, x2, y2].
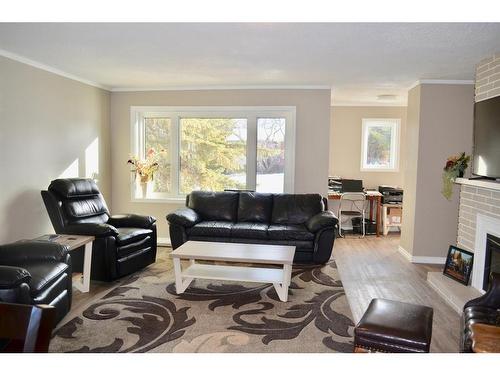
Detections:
[130, 106, 296, 202]
[360, 118, 400, 172]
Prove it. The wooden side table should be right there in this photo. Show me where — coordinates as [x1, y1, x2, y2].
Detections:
[35, 234, 94, 293]
[470, 323, 500, 353]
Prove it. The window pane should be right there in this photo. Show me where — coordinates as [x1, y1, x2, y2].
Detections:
[257, 118, 286, 193]
[180, 118, 247, 193]
[365, 123, 393, 168]
[144, 118, 171, 193]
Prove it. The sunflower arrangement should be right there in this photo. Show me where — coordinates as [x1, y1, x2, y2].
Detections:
[442, 152, 470, 200]
[128, 148, 164, 183]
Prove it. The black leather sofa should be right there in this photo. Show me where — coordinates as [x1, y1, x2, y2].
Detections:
[461, 272, 500, 352]
[0, 241, 72, 324]
[41, 178, 157, 282]
[167, 191, 338, 264]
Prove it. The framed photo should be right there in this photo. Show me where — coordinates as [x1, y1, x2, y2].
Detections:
[443, 245, 474, 285]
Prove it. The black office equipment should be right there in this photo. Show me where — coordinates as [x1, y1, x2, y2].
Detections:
[341, 179, 363, 193]
[378, 185, 403, 204]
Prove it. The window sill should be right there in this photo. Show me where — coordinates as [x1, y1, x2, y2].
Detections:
[360, 168, 399, 173]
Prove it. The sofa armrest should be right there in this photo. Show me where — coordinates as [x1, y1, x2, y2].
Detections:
[306, 211, 339, 233]
[166, 208, 201, 228]
[0, 266, 31, 289]
[0, 241, 69, 264]
[465, 272, 500, 309]
[108, 214, 156, 229]
[62, 223, 119, 238]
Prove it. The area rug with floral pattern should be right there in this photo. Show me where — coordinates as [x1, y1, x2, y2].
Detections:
[50, 250, 355, 353]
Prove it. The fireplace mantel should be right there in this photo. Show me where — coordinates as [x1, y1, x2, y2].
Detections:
[455, 177, 500, 191]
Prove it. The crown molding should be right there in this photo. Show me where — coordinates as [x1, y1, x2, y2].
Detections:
[408, 79, 475, 91]
[111, 85, 332, 92]
[0, 48, 110, 91]
[331, 101, 407, 107]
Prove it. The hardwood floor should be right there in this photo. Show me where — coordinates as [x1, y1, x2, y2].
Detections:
[61, 236, 461, 353]
[334, 233, 461, 353]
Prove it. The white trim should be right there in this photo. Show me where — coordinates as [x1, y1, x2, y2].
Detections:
[472, 213, 500, 292]
[360, 118, 400, 172]
[112, 85, 331, 92]
[408, 79, 475, 91]
[0, 48, 110, 90]
[331, 101, 408, 107]
[157, 237, 172, 247]
[398, 246, 446, 264]
[397, 245, 412, 262]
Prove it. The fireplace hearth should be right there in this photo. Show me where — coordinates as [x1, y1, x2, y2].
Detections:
[484, 234, 500, 290]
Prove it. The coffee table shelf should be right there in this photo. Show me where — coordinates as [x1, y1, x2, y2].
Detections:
[182, 263, 284, 284]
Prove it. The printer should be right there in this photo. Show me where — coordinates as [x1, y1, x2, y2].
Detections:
[378, 185, 403, 204]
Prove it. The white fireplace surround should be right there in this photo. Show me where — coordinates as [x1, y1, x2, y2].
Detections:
[472, 213, 500, 292]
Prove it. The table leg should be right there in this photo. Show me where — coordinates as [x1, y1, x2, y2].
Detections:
[376, 197, 381, 237]
[73, 242, 92, 293]
[173, 258, 193, 294]
[369, 199, 374, 222]
[273, 264, 291, 302]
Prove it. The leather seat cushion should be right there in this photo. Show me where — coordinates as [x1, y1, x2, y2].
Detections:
[237, 192, 273, 223]
[271, 194, 323, 224]
[355, 298, 433, 352]
[463, 306, 500, 326]
[116, 227, 153, 246]
[231, 222, 269, 239]
[189, 221, 234, 237]
[22, 262, 69, 295]
[63, 197, 109, 220]
[268, 224, 314, 241]
[188, 191, 239, 222]
[49, 178, 100, 198]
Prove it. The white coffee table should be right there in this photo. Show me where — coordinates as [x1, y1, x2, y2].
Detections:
[171, 241, 295, 302]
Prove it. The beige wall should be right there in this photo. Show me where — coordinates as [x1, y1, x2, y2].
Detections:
[0, 56, 111, 243]
[330, 106, 407, 189]
[110, 89, 332, 238]
[400, 86, 421, 254]
[400, 84, 474, 259]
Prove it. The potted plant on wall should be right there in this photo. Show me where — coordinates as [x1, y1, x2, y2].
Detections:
[442, 152, 471, 200]
[128, 148, 163, 198]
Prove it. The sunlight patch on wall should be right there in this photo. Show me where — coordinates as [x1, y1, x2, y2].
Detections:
[85, 137, 99, 181]
[59, 158, 79, 178]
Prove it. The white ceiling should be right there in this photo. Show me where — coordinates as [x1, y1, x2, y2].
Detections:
[1, 23, 499, 105]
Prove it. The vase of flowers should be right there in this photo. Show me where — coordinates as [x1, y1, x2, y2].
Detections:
[128, 148, 163, 198]
[442, 152, 471, 200]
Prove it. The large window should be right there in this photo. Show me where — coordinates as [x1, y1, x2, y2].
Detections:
[360, 118, 400, 172]
[131, 107, 295, 201]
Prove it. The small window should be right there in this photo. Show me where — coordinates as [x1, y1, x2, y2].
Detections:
[361, 118, 400, 172]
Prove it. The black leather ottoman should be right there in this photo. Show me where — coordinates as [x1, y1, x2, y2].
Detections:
[354, 298, 434, 353]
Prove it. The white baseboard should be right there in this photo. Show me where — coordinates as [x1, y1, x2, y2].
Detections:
[397, 246, 445, 264]
[157, 237, 172, 247]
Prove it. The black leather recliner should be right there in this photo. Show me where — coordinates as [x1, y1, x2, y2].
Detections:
[167, 191, 338, 264]
[0, 241, 72, 324]
[41, 178, 157, 281]
[461, 272, 500, 352]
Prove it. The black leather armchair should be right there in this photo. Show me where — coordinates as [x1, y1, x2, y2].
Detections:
[461, 272, 500, 352]
[0, 241, 72, 324]
[167, 191, 338, 264]
[41, 178, 157, 281]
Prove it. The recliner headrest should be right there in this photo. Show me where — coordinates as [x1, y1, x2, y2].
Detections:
[48, 178, 100, 198]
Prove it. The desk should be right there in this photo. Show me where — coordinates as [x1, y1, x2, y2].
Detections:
[328, 191, 383, 237]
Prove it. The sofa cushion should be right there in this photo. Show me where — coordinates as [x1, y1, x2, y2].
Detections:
[116, 227, 153, 246]
[237, 192, 273, 223]
[23, 262, 69, 295]
[64, 196, 109, 220]
[188, 191, 239, 222]
[49, 178, 100, 198]
[267, 224, 315, 241]
[231, 222, 269, 240]
[271, 194, 323, 224]
[188, 221, 234, 237]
